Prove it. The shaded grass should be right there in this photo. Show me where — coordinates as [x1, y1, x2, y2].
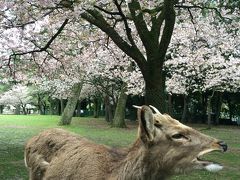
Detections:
[0, 115, 239, 180]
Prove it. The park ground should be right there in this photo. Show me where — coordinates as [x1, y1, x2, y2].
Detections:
[0, 115, 239, 180]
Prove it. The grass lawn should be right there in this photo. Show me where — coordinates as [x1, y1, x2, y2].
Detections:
[0, 115, 239, 180]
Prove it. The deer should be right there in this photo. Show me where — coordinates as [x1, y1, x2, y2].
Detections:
[24, 105, 227, 180]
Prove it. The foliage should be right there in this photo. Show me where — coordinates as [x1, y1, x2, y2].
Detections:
[0, 84, 33, 107]
[165, 6, 239, 95]
[0, 0, 239, 114]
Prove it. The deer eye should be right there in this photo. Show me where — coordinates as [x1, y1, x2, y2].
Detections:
[154, 123, 162, 128]
[172, 133, 185, 139]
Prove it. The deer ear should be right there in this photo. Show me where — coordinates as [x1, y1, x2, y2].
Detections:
[137, 105, 155, 143]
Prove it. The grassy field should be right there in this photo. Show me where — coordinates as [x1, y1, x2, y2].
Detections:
[0, 115, 239, 180]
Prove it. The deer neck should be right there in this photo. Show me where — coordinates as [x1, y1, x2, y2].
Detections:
[113, 139, 169, 180]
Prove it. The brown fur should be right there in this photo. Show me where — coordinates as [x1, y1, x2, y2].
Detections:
[25, 106, 226, 180]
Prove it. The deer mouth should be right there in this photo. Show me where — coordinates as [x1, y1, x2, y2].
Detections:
[193, 148, 224, 172]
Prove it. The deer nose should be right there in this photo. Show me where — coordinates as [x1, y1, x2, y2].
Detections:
[218, 141, 228, 152]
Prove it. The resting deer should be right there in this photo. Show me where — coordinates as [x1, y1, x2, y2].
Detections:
[25, 105, 227, 180]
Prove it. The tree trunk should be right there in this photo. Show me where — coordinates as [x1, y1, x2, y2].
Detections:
[207, 96, 212, 129]
[49, 98, 60, 115]
[15, 104, 20, 115]
[168, 94, 173, 116]
[181, 95, 188, 123]
[49, 98, 54, 115]
[228, 100, 233, 122]
[60, 98, 67, 115]
[201, 94, 207, 123]
[93, 97, 101, 118]
[76, 101, 82, 117]
[112, 85, 128, 128]
[56, 99, 61, 115]
[104, 95, 113, 123]
[51, 99, 61, 115]
[0, 105, 3, 114]
[215, 92, 223, 125]
[22, 105, 27, 115]
[37, 95, 45, 115]
[145, 67, 166, 113]
[59, 83, 83, 125]
[43, 104, 47, 115]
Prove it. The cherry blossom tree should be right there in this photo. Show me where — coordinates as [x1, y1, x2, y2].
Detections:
[0, 84, 33, 114]
[0, 0, 239, 121]
[165, 8, 239, 124]
[75, 0, 239, 112]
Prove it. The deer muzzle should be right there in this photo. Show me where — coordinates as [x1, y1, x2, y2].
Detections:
[217, 141, 228, 152]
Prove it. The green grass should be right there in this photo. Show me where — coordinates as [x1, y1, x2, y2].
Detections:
[0, 115, 239, 180]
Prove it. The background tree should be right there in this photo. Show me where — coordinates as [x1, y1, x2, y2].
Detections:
[0, 84, 33, 114]
[0, 0, 239, 125]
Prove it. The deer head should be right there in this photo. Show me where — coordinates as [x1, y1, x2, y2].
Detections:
[134, 105, 227, 175]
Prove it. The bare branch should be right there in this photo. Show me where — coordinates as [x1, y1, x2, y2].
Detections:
[9, 19, 69, 59]
[2, 8, 58, 29]
[113, 0, 137, 48]
[94, 5, 121, 16]
[80, 10, 146, 73]
[187, 8, 198, 36]
[174, 5, 232, 21]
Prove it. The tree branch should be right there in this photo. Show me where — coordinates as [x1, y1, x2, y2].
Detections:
[80, 9, 146, 73]
[174, 5, 232, 21]
[2, 7, 58, 29]
[94, 5, 121, 16]
[113, 0, 137, 48]
[128, 0, 154, 52]
[150, 10, 165, 45]
[9, 19, 69, 58]
[187, 8, 198, 36]
[158, 0, 176, 64]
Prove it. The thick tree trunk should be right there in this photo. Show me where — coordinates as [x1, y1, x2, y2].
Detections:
[112, 85, 127, 128]
[181, 95, 188, 123]
[145, 68, 166, 113]
[59, 83, 83, 125]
